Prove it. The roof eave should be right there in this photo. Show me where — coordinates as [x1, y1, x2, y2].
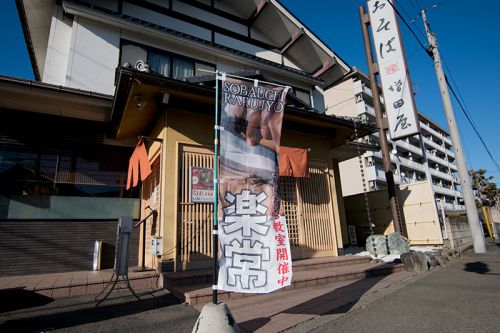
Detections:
[15, 0, 40, 81]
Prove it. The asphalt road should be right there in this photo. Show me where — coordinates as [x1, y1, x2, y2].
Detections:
[2, 242, 499, 333]
[0, 289, 199, 333]
[288, 241, 500, 333]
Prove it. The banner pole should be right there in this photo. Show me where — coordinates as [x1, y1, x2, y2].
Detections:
[212, 71, 220, 304]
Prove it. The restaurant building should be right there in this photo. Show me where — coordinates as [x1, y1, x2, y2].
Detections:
[1, 0, 376, 276]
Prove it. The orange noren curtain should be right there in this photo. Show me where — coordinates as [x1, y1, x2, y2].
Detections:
[279, 146, 309, 178]
[126, 139, 152, 189]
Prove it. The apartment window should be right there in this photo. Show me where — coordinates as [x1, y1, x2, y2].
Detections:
[121, 40, 215, 80]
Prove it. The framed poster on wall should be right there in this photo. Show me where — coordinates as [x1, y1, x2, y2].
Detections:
[190, 167, 214, 203]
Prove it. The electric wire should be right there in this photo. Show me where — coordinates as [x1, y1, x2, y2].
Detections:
[459, 126, 474, 171]
[441, 57, 481, 131]
[395, 1, 428, 42]
[408, 0, 421, 17]
[445, 77, 500, 171]
[387, 1, 500, 171]
[386, 0, 432, 56]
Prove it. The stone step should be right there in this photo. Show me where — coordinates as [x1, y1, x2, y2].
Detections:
[170, 261, 402, 305]
[163, 255, 371, 290]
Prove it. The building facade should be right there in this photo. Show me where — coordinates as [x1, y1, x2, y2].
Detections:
[325, 71, 464, 212]
[3, 0, 377, 275]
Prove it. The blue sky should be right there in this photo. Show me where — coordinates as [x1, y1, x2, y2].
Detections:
[1, 0, 499, 182]
[281, 0, 500, 183]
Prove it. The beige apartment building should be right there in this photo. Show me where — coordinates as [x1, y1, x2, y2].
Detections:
[325, 71, 464, 212]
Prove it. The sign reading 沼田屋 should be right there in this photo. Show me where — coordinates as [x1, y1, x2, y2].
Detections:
[367, 0, 420, 140]
[217, 76, 292, 293]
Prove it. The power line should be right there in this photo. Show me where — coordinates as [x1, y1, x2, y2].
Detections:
[459, 124, 474, 171]
[441, 57, 481, 131]
[387, 1, 500, 172]
[408, 0, 421, 16]
[386, 1, 432, 56]
[395, 1, 428, 42]
[445, 77, 500, 171]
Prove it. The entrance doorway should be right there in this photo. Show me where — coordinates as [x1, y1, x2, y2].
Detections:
[177, 145, 338, 270]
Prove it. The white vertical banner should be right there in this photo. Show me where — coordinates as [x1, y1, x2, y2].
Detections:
[367, 0, 420, 140]
[217, 76, 292, 293]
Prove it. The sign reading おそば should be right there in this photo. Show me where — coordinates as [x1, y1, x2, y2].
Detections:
[367, 0, 420, 140]
[217, 76, 292, 293]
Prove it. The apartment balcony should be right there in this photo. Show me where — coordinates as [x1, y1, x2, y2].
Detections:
[433, 184, 462, 198]
[426, 152, 456, 170]
[423, 137, 455, 160]
[354, 81, 384, 104]
[420, 122, 452, 146]
[395, 139, 423, 156]
[439, 202, 466, 211]
[363, 103, 376, 116]
[422, 136, 445, 152]
[361, 84, 373, 98]
[365, 165, 386, 182]
[429, 168, 454, 182]
[397, 156, 426, 172]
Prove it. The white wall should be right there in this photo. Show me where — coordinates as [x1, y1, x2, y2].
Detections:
[324, 79, 357, 117]
[43, 5, 73, 85]
[43, 1, 319, 97]
[65, 17, 120, 95]
[339, 158, 365, 196]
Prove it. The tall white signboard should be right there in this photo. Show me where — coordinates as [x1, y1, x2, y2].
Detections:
[368, 0, 420, 140]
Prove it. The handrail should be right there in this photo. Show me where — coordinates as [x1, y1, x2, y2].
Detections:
[134, 208, 157, 228]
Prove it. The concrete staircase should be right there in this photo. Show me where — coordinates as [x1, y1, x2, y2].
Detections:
[164, 255, 402, 306]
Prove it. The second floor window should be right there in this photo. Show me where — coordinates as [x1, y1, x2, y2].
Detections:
[121, 40, 215, 80]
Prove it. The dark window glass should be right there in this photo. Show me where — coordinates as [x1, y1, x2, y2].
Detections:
[0, 143, 139, 219]
[294, 88, 311, 106]
[148, 50, 171, 76]
[121, 40, 215, 80]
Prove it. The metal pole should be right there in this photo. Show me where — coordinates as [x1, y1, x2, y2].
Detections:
[421, 10, 485, 253]
[141, 219, 146, 270]
[212, 71, 220, 303]
[359, 5, 404, 235]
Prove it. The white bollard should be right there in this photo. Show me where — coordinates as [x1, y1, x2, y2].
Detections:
[192, 302, 240, 333]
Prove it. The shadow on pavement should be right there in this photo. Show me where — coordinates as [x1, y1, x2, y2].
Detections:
[238, 270, 395, 332]
[0, 290, 180, 332]
[0, 288, 54, 313]
[463, 261, 500, 275]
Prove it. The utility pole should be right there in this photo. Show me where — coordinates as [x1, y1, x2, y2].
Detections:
[359, 5, 404, 235]
[421, 9, 486, 253]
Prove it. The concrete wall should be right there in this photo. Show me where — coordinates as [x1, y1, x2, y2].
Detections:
[325, 78, 366, 195]
[344, 180, 443, 246]
[65, 17, 120, 95]
[338, 157, 366, 197]
[43, 5, 73, 85]
[324, 78, 357, 117]
[444, 212, 473, 253]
